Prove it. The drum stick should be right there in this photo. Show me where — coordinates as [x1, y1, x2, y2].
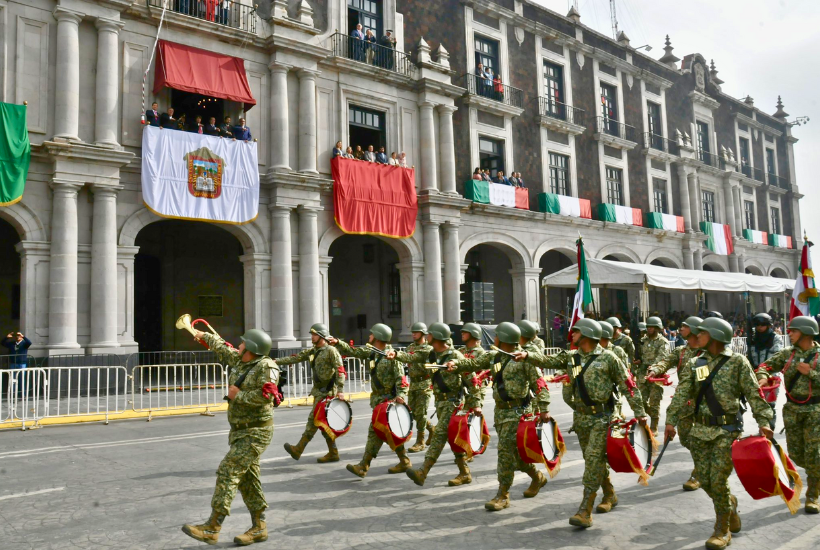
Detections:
[424, 364, 445, 369]
[365, 343, 389, 356]
[649, 436, 672, 476]
[490, 345, 517, 358]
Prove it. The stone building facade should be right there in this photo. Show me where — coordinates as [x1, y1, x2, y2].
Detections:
[0, 0, 803, 355]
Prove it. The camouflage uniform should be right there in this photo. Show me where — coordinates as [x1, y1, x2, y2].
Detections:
[404, 340, 434, 439]
[636, 335, 669, 424]
[532, 336, 546, 351]
[749, 331, 784, 429]
[602, 343, 629, 417]
[461, 343, 487, 406]
[612, 332, 635, 367]
[650, 344, 701, 447]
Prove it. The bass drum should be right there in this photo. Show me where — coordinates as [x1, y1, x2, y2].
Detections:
[733, 435, 802, 514]
[372, 400, 414, 450]
[312, 397, 353, 440]
[607, 419, 655, 485]
[448, 411, 490, 457]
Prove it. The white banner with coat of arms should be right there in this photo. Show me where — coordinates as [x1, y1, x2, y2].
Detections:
[141, 125, 259, 224]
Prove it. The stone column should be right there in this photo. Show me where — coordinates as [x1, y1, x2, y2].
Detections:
[53, 8, 84, 142]
[94, 19, 122, 147]
[791, 194, 803, 243]
[15, 241, 51, 348]
[682, 247, 694, 270]
[88, 185, 121, 352]
[48, 180, 83, 351]
[728, 254, 739, 273]
[297, 206, 321, 343]
[117, 245, 140, 352]
[510, 267, 542, 323]
[732, 186, 743, 236]
[687, 172, 701, 229]
[737, 254, 746, 273]
[297, 69, 318, 174]
[676, 165, 692, 231]
[437, 105, 457, 195]
[269, 64, 291, 170]
[419, 102, 438, 192]
[240, 253, 272, 332]
[397, 260, 425, 341]
[422, 221, 443, 322]
[722, 181, 736, 236]
[442, 223, 461, 324]
[270, 205, 296, 345]
[693, 248, 703, 270]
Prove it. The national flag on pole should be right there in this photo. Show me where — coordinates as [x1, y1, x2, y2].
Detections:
[701, 221, 734, 256]
[570, 237, 593, 329]
[789, 237, 820, 320]
[0, 102, 30, 206]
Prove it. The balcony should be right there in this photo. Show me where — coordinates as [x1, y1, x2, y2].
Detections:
[751, 166, 766, 183]
[535, 98, 585, 135]
[148, 0, 257, 33]
[460, 73, 525, 118]
[593, 116, 637, 150]
[740, 163, 752, 179]
[767, 172, 791, 190]
[642, 132, 679, 162]
[696, 149, 722, 170]
[328, 33, 416, 79]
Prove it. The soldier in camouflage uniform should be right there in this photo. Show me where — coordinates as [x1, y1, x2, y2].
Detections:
[520, 318, 646, 528]
[388, 323, 480, 487]
[606, 316, 635, 367]
[665, 317, 773, 550]
[404, 322, 434, 453]
[182, 329, 278, 546]
[599, 321, 629, 418]
[532, 322, 547, 351]
[518, 320, 541, 354]
[648, 316, 703, 491]
[636, 316, 670, 434]
[330, 323, 412, 478]
[447, 322, 552, 511]
[756, 316, 820, 515]
[280, 323, 345, 463]
[460, 323, 487, 407]
[748, 313, 784, 429]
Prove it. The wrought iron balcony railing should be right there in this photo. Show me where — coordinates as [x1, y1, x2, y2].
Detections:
[643, 132, 679, 156]
[149, 0, 257, 33]
[329, 33, 415, 77]
[461, 73, 524, 109]
[697, 148, 719, 168]
[595, 116, 636, 142]
[537, 98, 585, 126]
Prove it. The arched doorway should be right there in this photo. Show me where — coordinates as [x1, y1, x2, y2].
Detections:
[539, 249, 574, 347]
[770, 268, 788, 278]
[462, 244, 516, 324]
[600, 254, 634, 317]
[0, 218, 21, 336]
[134, 220, 245, 352]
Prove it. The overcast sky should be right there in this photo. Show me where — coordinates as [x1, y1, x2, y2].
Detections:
[533, 0, 818, 247]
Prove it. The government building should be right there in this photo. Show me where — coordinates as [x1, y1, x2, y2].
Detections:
[0, 0, 804, 355]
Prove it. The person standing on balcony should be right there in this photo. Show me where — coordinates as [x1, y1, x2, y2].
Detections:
[376, 146, 388, 164]
[219, 0, 230, 25]
[493, 73, 504, 101]
[389, 152, 399, 165]
[483, 67, 494, 98]
[233, 118, 252, 141]
[145, 102, 160, 127]
[204, 116, 220, 136]
[475, 63, 486, 96]
[190, 115, 204, 134]
[493, 171, 510, 186]
[399, 152, 408, 168]
[508, 173, 519, 186]
[378, 30, 396, 70]
[343, 146, 356, 159]
[220, 116, 236, 139]
[333, 141, 344, 158]
[364, 29, 376, 65]
[354, 145, 365, 160]
[160, 107, 176, 129]
[364, 145, 376, 163]
[350, 24, 365, 62]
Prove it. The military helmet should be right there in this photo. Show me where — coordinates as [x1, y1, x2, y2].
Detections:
[461, 322, 482, 340]
[410, 322, 429, 335]
[599, 321, 614, 340]
[495, 322, 521, 345]
[753, 313, 773, 326]
[240, 329, 273, 357]
[681, 316, 703, 335]
[699, 317, 733, 344]
[704, 310, 724, 319]
[572, 318, 602, 340]
[605, 316, 622, 329]
[370, 323, 393, 343]
[310, 322, 330, 339]
[518, 320, 538, 339]
[646, 316, 663, 329]
[428, 322, 451, 341]
[638, 322, 647, 331]
[788, 316, 820, 336]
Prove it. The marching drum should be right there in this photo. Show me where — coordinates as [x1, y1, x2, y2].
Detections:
[607, 419, 655, 486]
[732, 436, 803, 514]
[313, 397, 353, 440]
[372, 400, 413, 450]
[448, 411, 490, 458]
[517, 416, 566, 477]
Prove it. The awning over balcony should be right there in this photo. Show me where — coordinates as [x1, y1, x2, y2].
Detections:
[153, 40, 256, 110]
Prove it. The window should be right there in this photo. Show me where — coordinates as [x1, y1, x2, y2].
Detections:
[479, 137, 505, 177]
[652, 178, 668, 214]
[600, 83, 618, 136]
[702, 190, 715, 223]
[605, 167, 623, 205]
[348, 105, 386, 151]
[744, 200, 755, 230]
[766, 147, 776, 175]
[348, 0, 382, 37]
[388, 264, 401, 316]
[548, 152, 569, 195]
[647, 102, 663, 149]
[739, 137, 751, 177]
[474, 35, 499, 75]
[543, 62, 565, 118]
[770, 207, 781, 234]
[696, 121, 710, 162]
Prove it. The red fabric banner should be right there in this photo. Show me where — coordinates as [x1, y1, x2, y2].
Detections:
[153, 40, 256, 110]
[514, 188, 529, 209]
[332, 157, 418, 238]
[579, 199, 592, 219]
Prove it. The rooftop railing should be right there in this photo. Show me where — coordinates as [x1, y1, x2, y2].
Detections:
[149, 0, 257, 33]
[329, 33, 415, 77]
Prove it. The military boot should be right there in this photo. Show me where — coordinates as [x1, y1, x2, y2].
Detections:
[387, 446, 412, 474]
[425, 424, 435, 446]
[522, 470, 548, 498]
[729, 494, 741, 533]
[683, 469, 700, 491]
[283, 435, 311, 461]
[569, 490, 597, 528]
[233, 510, 268, 546]
[806, 477, 819, 514]
[705, 513, 731, 550]
[317, 437, 339, 463]
[408, 430, 426, 453]
[650, 417, 659, 435]
[448, 455, 472, 487]
[484, 484, 511, 511]
[407, 458, 436, 486]
[346, 452, 375, 478]
[596, 476, 618, 513]
[181, 510, 224, 545]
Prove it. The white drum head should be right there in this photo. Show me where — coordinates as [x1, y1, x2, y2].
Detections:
[771, 443, 793, 488]
[539, 419, 558, 460]
[326, 399, 352, 431]
[631, 424, 652, 469]
[388, 402, 412, 438]
[468, 414, 483, 452]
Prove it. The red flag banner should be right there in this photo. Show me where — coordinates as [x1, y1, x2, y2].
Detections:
[332, 157, 418, 238]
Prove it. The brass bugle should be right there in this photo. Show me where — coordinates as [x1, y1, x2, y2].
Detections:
[176, 313, 222, 339]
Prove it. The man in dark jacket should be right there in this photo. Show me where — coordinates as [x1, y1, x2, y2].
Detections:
[378, 30, 396, 70]
[160, 107, 176, 129]
[2, 332, 31, 367]
[145, 102, 160, 127]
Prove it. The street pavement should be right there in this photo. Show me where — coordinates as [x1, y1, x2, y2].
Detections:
[0, 386, 816, 550]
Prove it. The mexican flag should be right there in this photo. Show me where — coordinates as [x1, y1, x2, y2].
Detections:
[789, 238, 820, 319]
[743, 229, 768, 245]
[464, 180, 528, 210]
[770, 234, 793, 249]
[701, 221, 734, 256]
[538, 193, 592, 219]
[0, 102, 30, 206]
[570, 237, 593, 329]
[598, 203, 642, 226]
[645, 212, 684, 233]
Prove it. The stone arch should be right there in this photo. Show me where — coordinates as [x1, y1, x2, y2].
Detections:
[459, 231, 531, 269]
[533, 239, 578, 267]
[318, 224, 422, 263]
[769, 262, 791, 279]
[595, 243, 641, 263]
[702, 261, 726, 272]
[743, 259, 766, 276]
[0, 200, 46, 242]
[644, 249, 682, 268]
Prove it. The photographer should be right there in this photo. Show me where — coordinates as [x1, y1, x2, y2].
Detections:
[2, 331, 31, 368]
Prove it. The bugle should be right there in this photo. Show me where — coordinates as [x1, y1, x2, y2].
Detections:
[176, 313, 234, 349]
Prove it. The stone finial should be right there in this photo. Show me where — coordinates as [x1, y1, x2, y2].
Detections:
[434, 43, 450, 69]
[616, 30, 630, 47]
[567, 5, 581, 24]
[675, 128, 683, 145]
[744, 95, 755, 107]
[728, 148, 736, 163]
[773, 96, 789, 119]
[658, 34, 680, 69]
[297, 0, 313, 26]
[720, 145, 728, 160]
[683, 131, 691, 147]
[417, 36, 431, 64]
[709, 59, 724, 85]
[272, 0, 288, 19]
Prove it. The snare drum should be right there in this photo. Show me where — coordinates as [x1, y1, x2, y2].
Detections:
[448, 411, 490, 457]
[516, 416, 566, 477]
[313, 397, 353, 440]
[372, 400, 413, 450]
[733, 436, 802, 514]
[607, 419, 656, 486]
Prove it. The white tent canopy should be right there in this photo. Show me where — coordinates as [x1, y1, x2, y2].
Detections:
[541, 258, 794, 294]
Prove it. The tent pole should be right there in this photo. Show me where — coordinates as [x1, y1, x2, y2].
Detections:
[543, 284, 549, 346]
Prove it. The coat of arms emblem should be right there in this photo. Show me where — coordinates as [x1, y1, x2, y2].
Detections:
[184, 147, 226, 199]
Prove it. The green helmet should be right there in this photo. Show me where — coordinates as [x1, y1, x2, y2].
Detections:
[646, 316, 663, 329]
[599, 321, 614, 340]
[638, 322, 647, 331]
[518, 320, 538, 339]
[753, 313, 773, 326]
[496, 322, 521, 345]
[428, 322, 451, 341]
[788, 316, 820, 336]
[461, 322, 482, 340]
[572, 318, 602, 340]
[370, 323, 393, 343]
[410, 322, 428, 335]
[240, 329, 272, 356]
[310, 322, 330, 339]
[605, 316, 622, 329]
[681, 316, 703, 335]
[700, 317, 733, 344]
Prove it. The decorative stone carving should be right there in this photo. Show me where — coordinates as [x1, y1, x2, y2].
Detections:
[297, 0, 313, 27]
[576, 51, 585, 69]
[417, 37, 431, 64]
[694, 63, 705, 91]
[626, 74, 633, 90]
[514, 27, 524, 46]
[434, 43, 450, 69]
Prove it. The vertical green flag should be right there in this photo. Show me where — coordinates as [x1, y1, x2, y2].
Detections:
[0, 102, 30, 206]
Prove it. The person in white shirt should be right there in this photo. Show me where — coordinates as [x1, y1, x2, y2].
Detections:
[388, 152, 399, 166]
[399, 152, 408, 168]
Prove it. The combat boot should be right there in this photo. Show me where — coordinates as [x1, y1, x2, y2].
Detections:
[484, 484, 511, 511]
[425, 424, 435, 446]
[448, 455, 472, 487]
[181, 510, 224, 545]
[317, 437, 339, 463]
[569, 490, 597, 528]
[283, 435, 310, 461]
[407, 458, 436, 486]
[705, 513, 731, 549]
[408, 430, 426, 453]
[650, 417, 659, 435]
[683, 469, 700, 491]
[387, 446, 412, 474]
[806, 477, 819, 514]
[522, 470, 547, 498]
[234, 510, 267, 546]
[729, 494, 741, 533]
[346, 452, 375, 478]
[596, 476, 618, 513]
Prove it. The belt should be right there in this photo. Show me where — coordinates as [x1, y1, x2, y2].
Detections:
[437, 391, 463, 402]
[230, 418, 273, 431]
[695, 413, 737, 427]
[786, 394, 820, 406]
[574, 403, 613, 416]
[495, 398, 529, 410]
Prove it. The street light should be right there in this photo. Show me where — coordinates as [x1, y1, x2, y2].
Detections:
[789, 116, 810, 127]
[635, 44, 652, 52]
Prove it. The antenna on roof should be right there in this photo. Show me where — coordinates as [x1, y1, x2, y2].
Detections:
[609, 0, 619, 39]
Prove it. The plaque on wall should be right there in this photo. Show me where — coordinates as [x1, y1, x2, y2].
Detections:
[198, 295, 224, 317]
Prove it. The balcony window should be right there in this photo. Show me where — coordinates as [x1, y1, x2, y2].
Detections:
[605, 166, 623, 206]
[543, 62, 565, 118]
[349, 105, 386, 152]
[696, 121, 710, 162]
[744, 200, 755, 230]
[600, 83, 618, 136]
[652, 178, 668, 214]
[702, 190, 715, 223]
[739, 137, 751, 177]
[647, 102, 663, 149]
[549, 152, 569, 195]
[479, 137, 505, 178]
[475, 35, 500, 76]
[348, 0, 382, 37]
[766, 147, 777, 177]
[770, 207, 781, 234]
[388, 264, 401, 316]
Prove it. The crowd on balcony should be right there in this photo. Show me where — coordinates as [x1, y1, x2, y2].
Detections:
[474, 63, 506, 101]
[333, 141, 410, 167]
[144, 102, 254, 141]
[169, 0, 239, 27]
[348, 25, 398, 71]
[472, 167, 526, 188]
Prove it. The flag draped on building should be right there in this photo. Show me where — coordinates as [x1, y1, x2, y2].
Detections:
[789, 237, 820, 319]
[538, 193, 592, 219]
[598, 203, 642, 226]
[0, 102, 31, 206]
[701, 221, 734, 256]
[570, 237, 593, 329]
[743, 229, 768, 245]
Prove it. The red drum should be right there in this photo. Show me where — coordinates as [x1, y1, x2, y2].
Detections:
[760, 376, 781, 404]
[733, 436, 802, 514]
[517, 416, 566, 478]
[372, 400, 413, 450]
[607, 419, 656, 486]
[313, 397, 353, 440]
[448, 410, 490, 458]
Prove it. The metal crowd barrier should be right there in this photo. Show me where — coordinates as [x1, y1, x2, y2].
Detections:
[41, 366, 129, 423]
[131, 363, 227, 417]
[1, 368, 47, 430]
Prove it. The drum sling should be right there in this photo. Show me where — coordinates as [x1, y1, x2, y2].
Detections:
[493, 355, 530, 408]
[310, 348, 337, 393]
[785, 352, 820, 405]
[693, 356, 740, 430]
[430, 350, 465, 400]
[369, 353, 396, 398]
[572, 354, 614, 414]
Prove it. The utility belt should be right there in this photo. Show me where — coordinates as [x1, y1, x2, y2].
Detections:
[230, 418, 273, 431]
[375, 393, 394, 402]
[495, 397, 530, 410]
[574, 402, 614, 416]
[436, 390, 465, 403]
[786, 394, 820, 406]
[694, 412, 742, 431]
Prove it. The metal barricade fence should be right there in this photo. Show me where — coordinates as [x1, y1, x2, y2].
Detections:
[39, 353, 123, 369]
[131, 363, 227, 415]
[41, 366, 129, 422]
[0, 356, 37, 370]
[1, 368, 47, 430]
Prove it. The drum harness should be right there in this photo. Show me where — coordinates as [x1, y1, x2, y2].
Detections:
[783, 351, 820, 405]
[369, 351, 398, 401]
[492, 354, 533, 413]
[309, 347, 338, 394]
[570, 354, 616, 418]
[429, 350, 468, 404]
[693, 355, 743, 431]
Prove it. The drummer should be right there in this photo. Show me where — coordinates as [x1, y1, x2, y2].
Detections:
[405, 322, 434, 454]
[635, 316, 670, 435]
[445, 322, 552, 511]
[606, 317, 635, 366]
[280, 323, 345, 463]
[756, 316, 820, 515]
[664, 317, 772, 550]
[329, 324, 413, 478]
[387, 323, 479, 487]
[460, 323, 488, 404]
[647, 316, 703, 491]
[598, 321, 629, 417]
